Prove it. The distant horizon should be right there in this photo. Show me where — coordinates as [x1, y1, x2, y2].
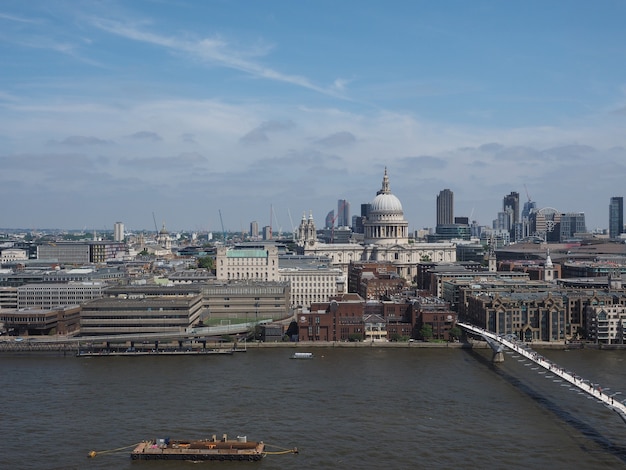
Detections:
[2, 1, 625, 231]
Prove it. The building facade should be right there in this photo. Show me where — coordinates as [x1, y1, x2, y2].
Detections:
[465, 292, 567, 342]
[609, 196, 624, 240]
[587, 305, 626, 344]
[202, 281, 291, 324]
[297, 170, 456, 282]
[278, 264, 344, 309]
[17, 282, 105, 309]
[216, 245, 279, 281]
[0, 305, 80, 336]
[80, 294, 204, 335]
[114, 222, 125, 242]
[436, 189, 454, 226]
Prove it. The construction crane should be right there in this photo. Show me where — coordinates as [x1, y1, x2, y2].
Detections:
[524, 184, 532, 202]
[218, 209, 226, 242]
[152, 212, 159, 234]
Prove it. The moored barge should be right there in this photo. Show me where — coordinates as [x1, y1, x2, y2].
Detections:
[131, 434, 264, 461]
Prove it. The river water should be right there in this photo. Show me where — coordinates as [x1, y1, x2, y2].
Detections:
[2, 347, 626, 469]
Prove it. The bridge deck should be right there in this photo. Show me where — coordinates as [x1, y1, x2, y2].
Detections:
[458, 322, 626, 424]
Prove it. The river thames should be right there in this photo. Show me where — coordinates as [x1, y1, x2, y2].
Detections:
[2, 346, 626, 469]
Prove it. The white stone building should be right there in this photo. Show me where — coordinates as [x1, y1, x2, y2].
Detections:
[296, 169, 457, 282]
[588, 305, 626, 344]
[216, 245, 279, 281]
[0, 249, 27, 264]
[278, 264, 344, 309]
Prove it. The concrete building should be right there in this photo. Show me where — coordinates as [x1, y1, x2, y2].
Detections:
[278, 255, 344, 309]
[0, 305, 80, 336]
[17, 282, 105, 309]
[202, 281, 290, 324]
[250, 221, 259, 239]
[0, 249, 28, 265]
[37, 241, 127, 264]
[80, 294, 204, 335]
[587, 305, 626, 344]
[114, 222, 125, 242]
[0, 287, 17, 309]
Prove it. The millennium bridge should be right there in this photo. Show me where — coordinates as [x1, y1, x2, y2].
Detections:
[458, 322, 626, 424]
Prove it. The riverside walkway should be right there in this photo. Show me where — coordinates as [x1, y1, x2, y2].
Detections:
[458, 322, 626, 424]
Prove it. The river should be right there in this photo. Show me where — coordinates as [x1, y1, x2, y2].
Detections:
[1, 347, 625, 469]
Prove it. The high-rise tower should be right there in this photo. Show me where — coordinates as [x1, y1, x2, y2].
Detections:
[503, 191, 520, 241]
[436, 189, 454, 226]
[250, 220, 259, 238]
[503, 192, 520, 225]
[609, 197, 623, 239]
[113, 222, 124, 242]
[337, 199, 350, 227]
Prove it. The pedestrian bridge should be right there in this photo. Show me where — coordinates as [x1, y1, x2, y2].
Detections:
[458, 322, 626, 424]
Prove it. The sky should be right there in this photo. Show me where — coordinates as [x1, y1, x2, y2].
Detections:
[1, 0, 626, 234]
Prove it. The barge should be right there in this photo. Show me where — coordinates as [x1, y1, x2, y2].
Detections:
[131, 434, 264, 461]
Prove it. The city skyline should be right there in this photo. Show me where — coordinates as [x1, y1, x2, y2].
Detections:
[1, 1, 626, 231]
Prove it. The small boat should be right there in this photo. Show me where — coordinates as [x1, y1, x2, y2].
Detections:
[130, 434, 265, 461]
[290, 352, 314, 359]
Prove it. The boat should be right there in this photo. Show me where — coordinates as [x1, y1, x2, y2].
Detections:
[130, 434, 265, 461]
[290, 352, 314, 359]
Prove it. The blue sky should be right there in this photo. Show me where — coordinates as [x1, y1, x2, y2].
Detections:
[1, 0, 625, 233]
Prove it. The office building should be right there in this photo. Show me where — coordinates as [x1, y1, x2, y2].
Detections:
[216, 244, 279, 281]
[250, 220, 259, 239]
[337, 199, 350, 227]
[436, 189, 454, 226]
[609, 197, 624, 239]
[114, 222, 125, 242]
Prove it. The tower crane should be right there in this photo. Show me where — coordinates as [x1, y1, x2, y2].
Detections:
[524, 184, 532, 202]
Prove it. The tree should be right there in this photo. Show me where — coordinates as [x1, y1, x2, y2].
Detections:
[419, 324, 433, 341]
[197, 256, 215, 270]
[449, 326, 462, 341]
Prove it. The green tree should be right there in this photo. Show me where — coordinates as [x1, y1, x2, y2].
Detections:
[197, 256, 215, 270]
[449, 326, 462, 341]
[420, 324, 433, 341]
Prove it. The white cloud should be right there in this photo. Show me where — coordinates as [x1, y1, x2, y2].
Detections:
[89, 17, 346, 98]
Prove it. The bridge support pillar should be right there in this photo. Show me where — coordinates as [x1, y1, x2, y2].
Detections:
[492, 351, 505, 363]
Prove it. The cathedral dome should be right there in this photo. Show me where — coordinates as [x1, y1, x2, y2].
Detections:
[363, 168, 409, 246]
[371, 192, 403, 213]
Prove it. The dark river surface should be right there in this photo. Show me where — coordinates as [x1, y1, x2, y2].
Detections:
[2, 347, 626, 469]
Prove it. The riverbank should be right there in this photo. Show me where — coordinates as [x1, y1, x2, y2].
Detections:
[1, 338, 622, 354]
